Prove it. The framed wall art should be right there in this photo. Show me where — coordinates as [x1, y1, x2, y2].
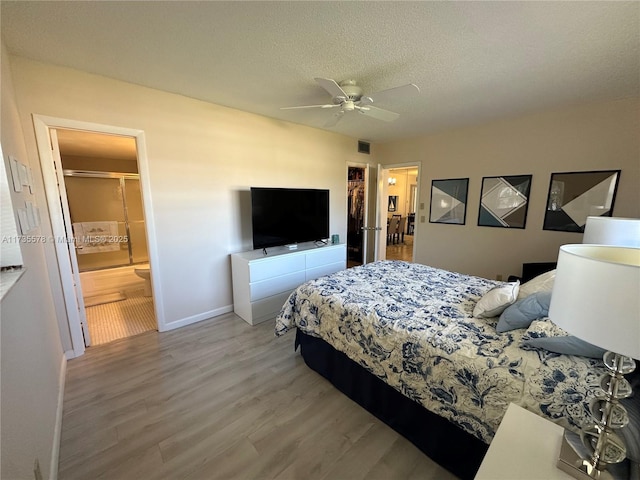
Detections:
[388, 195, 398, 212]
[543, 170, 621, 232]
[478, 175, 532, 229]
[429, 178, 469, 225]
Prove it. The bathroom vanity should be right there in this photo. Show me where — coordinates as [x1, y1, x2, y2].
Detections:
[231, 243, 346, 325]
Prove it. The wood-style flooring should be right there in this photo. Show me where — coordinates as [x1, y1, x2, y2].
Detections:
[59, 312, 458, 480]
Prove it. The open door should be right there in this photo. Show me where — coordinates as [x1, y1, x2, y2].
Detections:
[375, 165, 391, 261]
[48, 129, 92, 348]
[50, 130, 91, 346]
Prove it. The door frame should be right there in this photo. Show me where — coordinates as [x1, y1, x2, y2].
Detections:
[33, 115, 165, 357]
[376, 161, 421, 262]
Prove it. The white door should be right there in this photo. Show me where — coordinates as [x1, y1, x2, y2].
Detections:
[375, 165, 392, 261]
[50, 129, 91, 346]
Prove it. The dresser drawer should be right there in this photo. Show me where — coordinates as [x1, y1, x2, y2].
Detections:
[306, 245, 345, 269]
[250, 270, 306, 301]
[306, 261, 344, 281]
[249, 254, 305, 282]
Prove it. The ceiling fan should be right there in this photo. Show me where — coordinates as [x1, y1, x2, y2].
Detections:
[281, 78, 420, 127]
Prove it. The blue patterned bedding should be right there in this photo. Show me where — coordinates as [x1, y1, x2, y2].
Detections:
[275, 260, 606, 444]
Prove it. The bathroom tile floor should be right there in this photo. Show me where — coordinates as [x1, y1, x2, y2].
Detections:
[85, 289, 156, 346]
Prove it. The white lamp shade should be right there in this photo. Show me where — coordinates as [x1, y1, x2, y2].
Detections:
[549, 245, 640, 360]
[583, 216, 640, 247]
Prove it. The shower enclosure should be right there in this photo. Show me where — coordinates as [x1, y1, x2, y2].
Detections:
[63, 170, 148, 272]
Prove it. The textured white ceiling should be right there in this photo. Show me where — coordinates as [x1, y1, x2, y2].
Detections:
[2, 1, 638, 143]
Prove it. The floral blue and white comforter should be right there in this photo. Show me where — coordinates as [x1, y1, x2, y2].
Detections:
[275, 260, 605, 444]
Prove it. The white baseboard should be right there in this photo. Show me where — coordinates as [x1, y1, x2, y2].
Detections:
[49, 353, 67, 480]
[159, 304, 233, 332]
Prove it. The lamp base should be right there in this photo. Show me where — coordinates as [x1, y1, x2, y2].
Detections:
[557, 431, 635, 480]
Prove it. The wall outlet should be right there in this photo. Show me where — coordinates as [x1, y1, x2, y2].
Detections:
[496, 274, 503, 281]
[34, 459, 43, 480]
[420, 215, 425, 223]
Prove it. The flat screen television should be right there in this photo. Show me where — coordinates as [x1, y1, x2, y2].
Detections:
[251, 187, 329, 250]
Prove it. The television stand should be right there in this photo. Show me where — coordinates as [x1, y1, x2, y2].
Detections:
[231, 242, 346, 325]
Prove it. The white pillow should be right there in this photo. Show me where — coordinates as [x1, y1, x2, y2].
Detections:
[473, 282, 520, 318]
[517, 270, 556, 300]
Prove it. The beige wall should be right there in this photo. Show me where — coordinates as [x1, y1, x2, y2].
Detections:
[1, 44, 65, 480]
[9, 55, 362, 331]
[377, 97, 640, 280]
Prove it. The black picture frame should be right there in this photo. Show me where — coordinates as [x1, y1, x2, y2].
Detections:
[478, 175, 532, 229]
[388, 195, 398, 212]
[542, 170, 621, 233]
[429, 178, 469, 225]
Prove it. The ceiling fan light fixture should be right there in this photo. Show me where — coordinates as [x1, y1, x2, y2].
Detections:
[343, 101, 355, 112]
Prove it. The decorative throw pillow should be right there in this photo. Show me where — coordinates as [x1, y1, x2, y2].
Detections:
[521, 319, 606, 359]
[517, 269, 556, 300]
[496, 291, 552, 333]
[473, 282, 520, 318]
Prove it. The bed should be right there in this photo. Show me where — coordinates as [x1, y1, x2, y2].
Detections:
[275, 260, 611, 479]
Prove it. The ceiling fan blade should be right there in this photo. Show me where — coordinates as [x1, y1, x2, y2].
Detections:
[358, 105, 400, 122]
[359, 83, 420, 106]
[324, 111, 344, 127]
[280, 104, 340, 110]
[314, 78, 348, 99]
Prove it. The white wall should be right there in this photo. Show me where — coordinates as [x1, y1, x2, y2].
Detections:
[9, 56, 364, 332]
[1, 43, 66, 480]
[377, 97, 640, 279]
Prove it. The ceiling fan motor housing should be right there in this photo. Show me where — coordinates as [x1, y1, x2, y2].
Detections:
[339, 80, 363, 101]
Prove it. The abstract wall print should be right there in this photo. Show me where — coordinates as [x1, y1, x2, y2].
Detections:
[543, 170, 621, 232]
[388, 195, 398, 212]
[429, 178, 469, 225]
[478, 175, 532, 229]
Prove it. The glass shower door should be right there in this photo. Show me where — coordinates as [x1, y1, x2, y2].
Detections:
[65, 176, 130, 271]
[124, 178, 149, 264]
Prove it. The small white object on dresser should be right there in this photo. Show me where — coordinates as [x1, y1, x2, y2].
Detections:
[231, 242, 346, 325]
[475, 402, 574, 480]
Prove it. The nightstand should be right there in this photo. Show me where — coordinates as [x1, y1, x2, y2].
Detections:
[475, 403, 574, 479]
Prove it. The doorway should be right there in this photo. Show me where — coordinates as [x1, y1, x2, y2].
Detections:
[346, 163, 378, 268]
[57, 129, 156, 346]
[34, 115, 164, 358]
[347, 165, 366, 267]
[376, 164, 420, 263]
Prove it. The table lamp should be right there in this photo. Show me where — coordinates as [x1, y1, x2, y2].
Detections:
[583, 217, 640, 248]
[549, 245, 640, 479]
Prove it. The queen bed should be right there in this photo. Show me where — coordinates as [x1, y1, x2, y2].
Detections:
[275, 260, 611, 479]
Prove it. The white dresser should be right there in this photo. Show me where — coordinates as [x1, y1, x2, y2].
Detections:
[231, 243, 346, 325]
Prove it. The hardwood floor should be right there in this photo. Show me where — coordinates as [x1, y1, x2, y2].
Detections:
[59, 313, 458, 480]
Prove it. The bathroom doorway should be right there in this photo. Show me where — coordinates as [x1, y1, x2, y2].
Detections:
[34, 115, 164, 357]
[57, 129, 156, 346]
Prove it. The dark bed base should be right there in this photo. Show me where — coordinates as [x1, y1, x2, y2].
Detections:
[295, 329, 488, 480]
